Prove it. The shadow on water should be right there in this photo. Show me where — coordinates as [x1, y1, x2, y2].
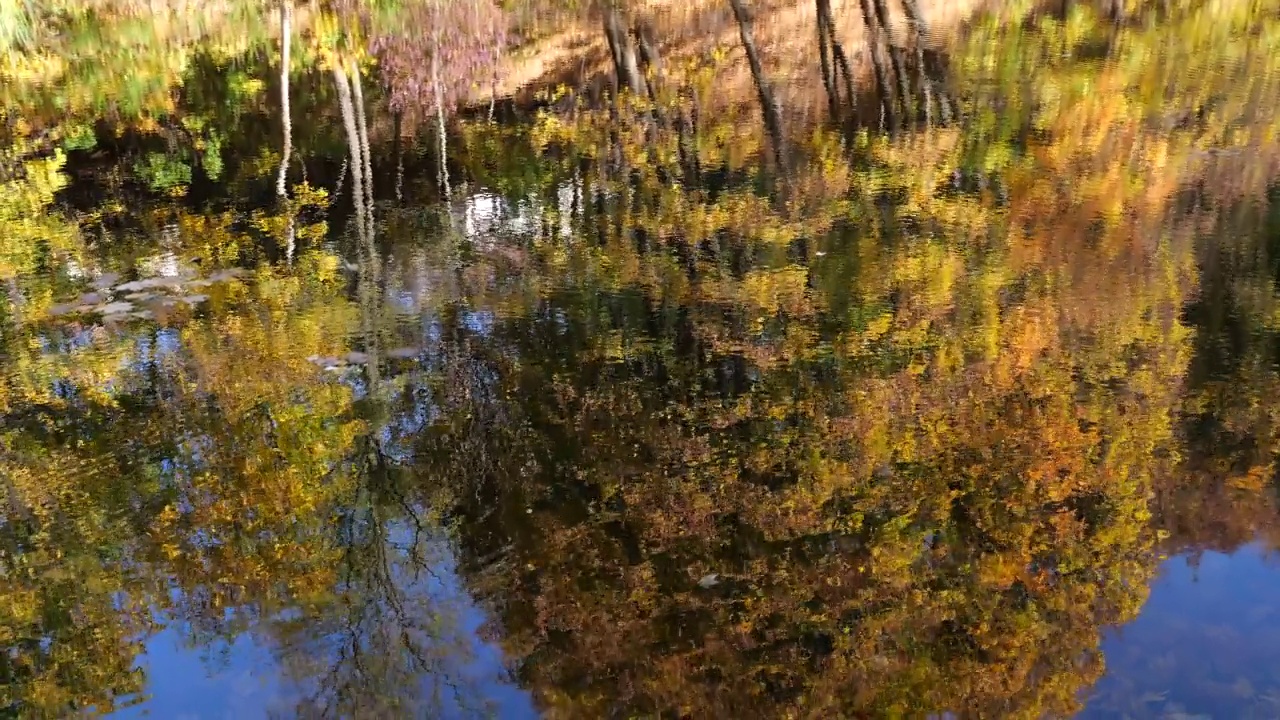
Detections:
[3, 0, 1280, 718]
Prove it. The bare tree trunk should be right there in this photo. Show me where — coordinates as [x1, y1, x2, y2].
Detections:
[351, 60, 375, 238]
[357, 224, 382, 390]
[276, 1, 292, 200]
[634, 20, 666, 119]
[436, 100, 449, 198]
[632, 19, 682, 183]
[816, 0, 854, 122]
[858, 0, 897, 132]
[634, 21, 662, 81]
[283, 210, 296, 263]
[816, 0, 838, 116]
[727, 0, 786, 170]
[872, 0, 912, 120]
[902, 0, 951, 124]
[829, 27, 854, 116]
[333, 63, 367, 243]
[676, 103, 698, 188]
[393, 112, 404, 203]
[674, 85, 702, 188]
[603, 4, 646, 97]
[902, 0, 931, 124]
[277, 1, 295, 264]
[431, 3, 451, 197]
[901, 0, 929, 36]
[336, 62, 381, 388]
[334, 158, 347, 205]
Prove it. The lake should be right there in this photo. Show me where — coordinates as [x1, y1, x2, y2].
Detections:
[2, 1, 1279, 717]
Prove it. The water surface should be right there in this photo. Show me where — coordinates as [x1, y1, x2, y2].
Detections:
[3, 2, 1280, 718]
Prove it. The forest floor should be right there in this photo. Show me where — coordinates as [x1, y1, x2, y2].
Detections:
[484, 0, 993, 112]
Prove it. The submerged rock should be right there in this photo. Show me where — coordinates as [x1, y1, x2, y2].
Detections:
[95, 301, 135, 316]
[91, 272, 121, 290]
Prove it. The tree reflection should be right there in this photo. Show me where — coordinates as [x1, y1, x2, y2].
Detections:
[3, 0, 1280, 718]
[419, 3, 1280, 718]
